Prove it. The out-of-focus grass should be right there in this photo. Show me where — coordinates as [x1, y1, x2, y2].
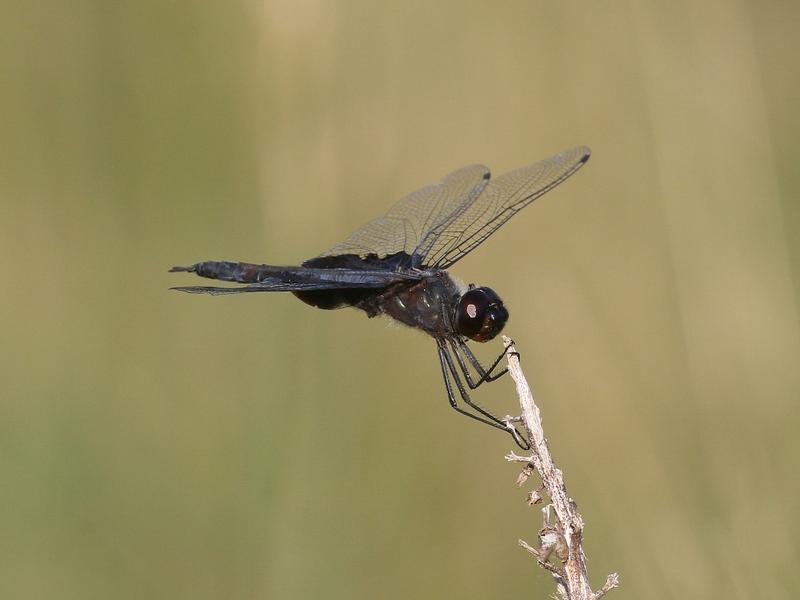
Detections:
[1, 1, 798, 598]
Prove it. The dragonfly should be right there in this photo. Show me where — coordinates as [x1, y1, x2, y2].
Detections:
[171, 146, 590, 448]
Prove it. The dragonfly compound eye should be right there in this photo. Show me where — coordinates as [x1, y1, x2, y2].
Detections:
[455, 287, 508, 342]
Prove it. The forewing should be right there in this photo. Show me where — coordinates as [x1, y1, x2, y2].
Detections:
[423, 146, 591, 269]
[318, 164, 490, 264]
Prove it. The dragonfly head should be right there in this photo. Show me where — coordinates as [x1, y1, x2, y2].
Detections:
[454, 286, 508, 342]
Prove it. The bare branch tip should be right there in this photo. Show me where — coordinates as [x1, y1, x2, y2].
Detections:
[526, 489, 543, 505]
[505, 451, 533, 463]
[594, 573, 620, 599]
[519, 538, 538, 555]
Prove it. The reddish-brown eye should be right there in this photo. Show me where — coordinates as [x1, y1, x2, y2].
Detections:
[454, 287, 508, 342]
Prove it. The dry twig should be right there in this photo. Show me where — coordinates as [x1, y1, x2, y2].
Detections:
[502, 336, 619, 600]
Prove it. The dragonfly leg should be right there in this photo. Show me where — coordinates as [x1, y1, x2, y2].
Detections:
[437, 340, 530, 449]
[448, 337, 511, 389]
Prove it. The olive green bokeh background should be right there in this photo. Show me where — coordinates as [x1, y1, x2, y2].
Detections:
[2, 2, 799, 598]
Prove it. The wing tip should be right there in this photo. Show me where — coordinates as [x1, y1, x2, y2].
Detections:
[566, 145, 590, 164]
[169, 285, 228, 295]
[555, 145, 591, 166]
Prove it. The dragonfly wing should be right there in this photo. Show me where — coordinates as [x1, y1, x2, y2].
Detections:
[317, 164, 490, 266]
[421, 146, 590, 269]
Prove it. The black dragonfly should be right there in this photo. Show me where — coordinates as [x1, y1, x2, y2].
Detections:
[171, 146, 590, 448]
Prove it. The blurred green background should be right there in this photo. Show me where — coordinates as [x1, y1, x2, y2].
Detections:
[2, 1, 799, 598]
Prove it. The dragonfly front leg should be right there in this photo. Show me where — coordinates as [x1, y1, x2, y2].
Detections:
[447, 337, 514, 389]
